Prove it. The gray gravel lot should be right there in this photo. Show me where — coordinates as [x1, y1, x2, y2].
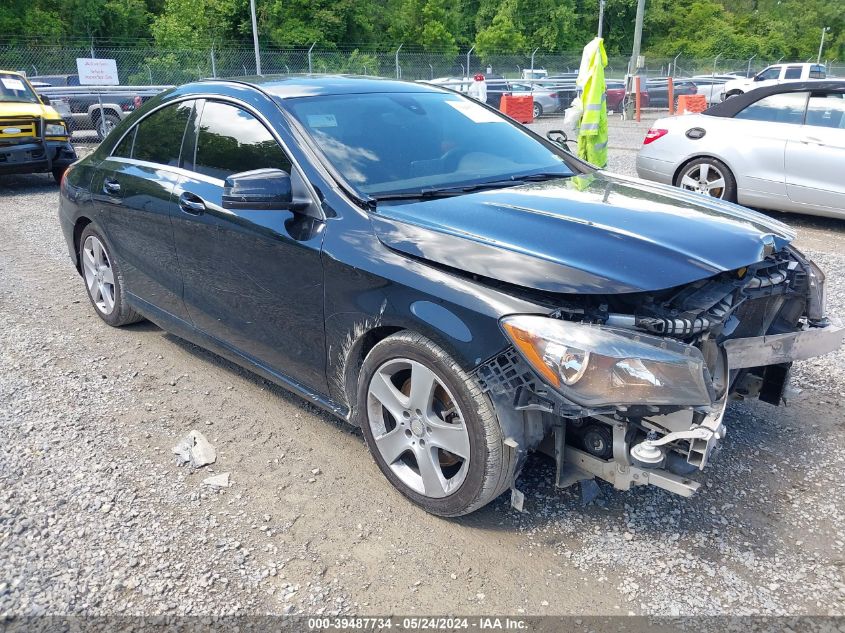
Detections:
[2, 117, 845, 618]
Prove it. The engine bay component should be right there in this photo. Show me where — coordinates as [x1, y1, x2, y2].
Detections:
[580, 423, 613, 459]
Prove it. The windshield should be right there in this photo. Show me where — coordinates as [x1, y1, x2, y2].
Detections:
[0, 73, 39, 104]
[283, 91, 574, 197]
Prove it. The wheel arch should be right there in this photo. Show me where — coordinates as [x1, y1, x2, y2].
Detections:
[72, 216, 94, 273]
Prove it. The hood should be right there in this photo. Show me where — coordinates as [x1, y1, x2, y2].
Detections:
[0, 101, 61, 120]
[370, 172, 795, 295]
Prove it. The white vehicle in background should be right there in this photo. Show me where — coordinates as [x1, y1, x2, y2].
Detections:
[722, 63, 826, 100]
[521, 68, 548, 81]
[690, 75, 735, 104]
[636, 80, 845, 219]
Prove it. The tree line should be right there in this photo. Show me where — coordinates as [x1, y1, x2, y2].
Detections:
[1, 0, 842, 62]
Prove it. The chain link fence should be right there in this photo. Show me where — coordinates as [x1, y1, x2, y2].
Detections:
[3, 44, 842, 85]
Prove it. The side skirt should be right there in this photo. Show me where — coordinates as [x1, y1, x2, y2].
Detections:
[127, 294, 350, 421]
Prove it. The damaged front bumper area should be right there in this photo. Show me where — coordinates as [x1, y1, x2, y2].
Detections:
[476, 250, 844, 499]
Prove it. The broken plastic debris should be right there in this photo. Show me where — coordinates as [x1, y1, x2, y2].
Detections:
[510, 487, 525, 513]
[580, 478, 602, 505]
[172, 430, 217, 467]
[202, 472, 230, 488]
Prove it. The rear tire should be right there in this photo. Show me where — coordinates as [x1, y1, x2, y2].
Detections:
[533, 102, 543, 119]
[674, 157, 737, 202]
[724, 90, 743, 100]
[357, 331, 511, 517]
[78, 225, 144, 327]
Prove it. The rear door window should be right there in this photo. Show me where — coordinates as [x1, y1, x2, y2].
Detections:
[805, 93, 845, 129]
[112, 128, 135, 158]
[784, 66, 803, 79]
[734, 92, 809, 124]
[192, 100, 292, 180]
[131, 100, 194, 166]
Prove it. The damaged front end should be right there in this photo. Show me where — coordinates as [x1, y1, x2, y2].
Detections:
[476, 246, 843, 499]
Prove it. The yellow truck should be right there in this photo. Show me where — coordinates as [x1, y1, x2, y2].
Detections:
[1, 70, 77, 183]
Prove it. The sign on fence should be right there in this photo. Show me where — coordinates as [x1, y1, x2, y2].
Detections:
[75, 58, 118, 85]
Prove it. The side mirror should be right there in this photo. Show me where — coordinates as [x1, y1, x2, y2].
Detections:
[222, 168, 308, 211]
[546, 129, 572, 153]
[40, 94, 51, 105]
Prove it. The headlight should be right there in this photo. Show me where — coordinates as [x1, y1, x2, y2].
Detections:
[44, 122, 67, 136]
[501, 315, 712, 407]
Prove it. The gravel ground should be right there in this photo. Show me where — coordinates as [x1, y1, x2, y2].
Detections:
[2, 118, 845, 619]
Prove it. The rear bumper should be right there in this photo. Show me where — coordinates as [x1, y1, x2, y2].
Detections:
[635, 154, 675, 184]
[0, 139, 77, 175]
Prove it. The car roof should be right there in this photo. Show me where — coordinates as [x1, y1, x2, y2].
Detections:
[704, 80, 845, 117]
[223, 74, 450, 99]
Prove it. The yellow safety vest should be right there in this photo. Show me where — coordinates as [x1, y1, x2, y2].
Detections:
[576, 38, 609, 168]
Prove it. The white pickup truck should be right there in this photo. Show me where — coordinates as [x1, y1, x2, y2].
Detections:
[722, 63, 826, 100]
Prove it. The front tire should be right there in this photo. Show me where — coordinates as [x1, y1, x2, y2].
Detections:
[533, 102, 543, 119]
[357, 332, 511, 517]
[95, 113, 121, 140]
[78, 225, 143, 327]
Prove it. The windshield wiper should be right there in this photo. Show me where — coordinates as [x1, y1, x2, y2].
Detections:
[369, 172, 571, 205]
[371, 179, 523, 203]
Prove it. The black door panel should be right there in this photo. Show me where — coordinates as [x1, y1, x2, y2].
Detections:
[170, 100, 328, 392]
[91, 158, 188, 320]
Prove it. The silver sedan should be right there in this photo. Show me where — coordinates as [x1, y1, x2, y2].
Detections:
[636, 80, 845, 219]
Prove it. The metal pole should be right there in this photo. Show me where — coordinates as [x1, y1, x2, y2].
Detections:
[429, 63, 434, 79]
[210, 45, 217, 78]
[89, 42, 106, 139]
[466, 46, 475, 79]
[672, 52, 681, 77]
[530, 47, 539, 74]
[146, 65, 152, 84]
[308, 42, 316, 74]
[598, 0, 606, 38]
[395, 44, 403, 79]
[747, 54, 756, 77]
[250, 0, 261, 75]
[817, 27, 828, 64]
[712, 52, 722, 79]
[630, 0, 645, 75]
[625, 0, 646, 119]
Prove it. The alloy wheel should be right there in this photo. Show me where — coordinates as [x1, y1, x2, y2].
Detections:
[679, 162, 727, 198]
[82, 235, 116, 315]
[366, 358, 470, 498]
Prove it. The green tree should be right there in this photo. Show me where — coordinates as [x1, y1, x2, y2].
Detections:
[475, 0, 528, 58]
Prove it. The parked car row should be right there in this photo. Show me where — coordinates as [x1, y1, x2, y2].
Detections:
[29, 74, 168, 139]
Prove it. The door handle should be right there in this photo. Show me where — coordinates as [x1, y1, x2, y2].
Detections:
[801, 136, 823, 145]
[103, 178, 121, 195]
[178, 192, 206, 215]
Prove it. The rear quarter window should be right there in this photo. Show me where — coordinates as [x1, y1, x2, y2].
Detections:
[734, 92, 809, 124]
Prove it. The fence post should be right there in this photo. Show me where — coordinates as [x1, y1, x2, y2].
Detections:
[672, 52, 681, 77]
[395, 43, 402, 79]
[530, 47, 539, 75]
[308, 42, 316, 74]
[746, 54, 756, 77]
[210, 45, 217, 78]
[466, 46, 475, 78]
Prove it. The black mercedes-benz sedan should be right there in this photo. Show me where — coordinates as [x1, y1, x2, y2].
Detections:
[58, 75, 843, 516]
